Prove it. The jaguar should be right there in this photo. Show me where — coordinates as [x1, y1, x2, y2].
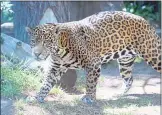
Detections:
[26, 11, 161, 104]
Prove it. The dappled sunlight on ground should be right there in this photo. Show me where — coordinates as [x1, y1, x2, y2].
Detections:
[8, 76, 160, 115]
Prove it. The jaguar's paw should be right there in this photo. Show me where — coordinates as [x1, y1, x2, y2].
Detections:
[26, 96, 38, 104]
[26, 95, 45, 104]
[123, 87, 131, 94]
[35, 96, 45, 103]
[121, 84, 131, 94]
[81, 95, 94, 105]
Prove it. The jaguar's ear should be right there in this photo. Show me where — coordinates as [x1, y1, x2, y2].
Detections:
[25, 27, 32, 35]
[58, 31, 69, 49]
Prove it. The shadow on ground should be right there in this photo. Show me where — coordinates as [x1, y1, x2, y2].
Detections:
[98, 94, 160, 108]
[36, 93, 160, 115]
[2, 76, 160, 115]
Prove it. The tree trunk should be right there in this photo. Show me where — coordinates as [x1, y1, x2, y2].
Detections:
[50, 1, 124, 22]
[12, 1, 56, 43]
[12, 1, 123, 43]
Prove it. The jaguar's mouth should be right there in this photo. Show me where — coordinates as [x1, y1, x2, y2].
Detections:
[34, 55, 49, 61]
[35, 57, 43, 61]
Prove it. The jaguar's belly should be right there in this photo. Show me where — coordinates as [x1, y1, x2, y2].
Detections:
[101, 48, 137, 64]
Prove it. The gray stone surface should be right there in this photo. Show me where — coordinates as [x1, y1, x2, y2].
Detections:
[1, 22, 14, 37]
[1, 98, 14, 115]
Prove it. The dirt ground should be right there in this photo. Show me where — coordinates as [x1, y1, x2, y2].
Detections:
[1, 75, 161, 115]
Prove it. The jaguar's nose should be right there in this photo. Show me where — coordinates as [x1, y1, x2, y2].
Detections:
[34, 52, 40, 57]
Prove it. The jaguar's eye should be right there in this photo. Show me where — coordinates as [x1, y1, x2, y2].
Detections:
[30, 43, 35, 48]
[31, 39, 35, 43]
[30, 40, 36, 47]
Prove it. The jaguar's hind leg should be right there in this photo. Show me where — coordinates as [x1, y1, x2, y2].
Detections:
[117, 56, 136, 93]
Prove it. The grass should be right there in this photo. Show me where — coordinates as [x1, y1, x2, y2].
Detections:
[14, 99, 26, 113]
[1, 55, 42, 98]
[1, 54, 67, 99]
[11, 76, 160, 115]
[1, 64, 66, 99]
[13, 94, 159, 115]
[49, 86, 65, 96]
[134, 56, 143, 63]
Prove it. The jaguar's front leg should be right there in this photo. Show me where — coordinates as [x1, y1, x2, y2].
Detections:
[36, 67, 66, 103]
[82, 64, 101, 105]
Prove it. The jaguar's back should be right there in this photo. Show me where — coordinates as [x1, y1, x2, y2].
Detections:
[78, 11, 161, 73]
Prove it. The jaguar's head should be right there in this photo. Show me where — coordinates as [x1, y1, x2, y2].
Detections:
[26, 24, 70, 60]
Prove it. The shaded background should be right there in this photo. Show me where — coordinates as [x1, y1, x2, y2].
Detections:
[1, 1, 161, 43]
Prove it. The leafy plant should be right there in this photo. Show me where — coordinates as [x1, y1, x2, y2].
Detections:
[134, 56, 143, 63]
[1, 57, 42, 98]
[123, 1, 161, 22]
[1, 1, 14, 23]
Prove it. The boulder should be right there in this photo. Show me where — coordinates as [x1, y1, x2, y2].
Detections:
[1, 22, 14, 37]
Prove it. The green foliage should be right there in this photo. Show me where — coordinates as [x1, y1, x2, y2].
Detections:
[1, 2, 14, 23]
[1, 61, 42, 98]
[49, 86, 65, 96]
[123, 1, 161, 22]
[134, 56, 143, 63]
